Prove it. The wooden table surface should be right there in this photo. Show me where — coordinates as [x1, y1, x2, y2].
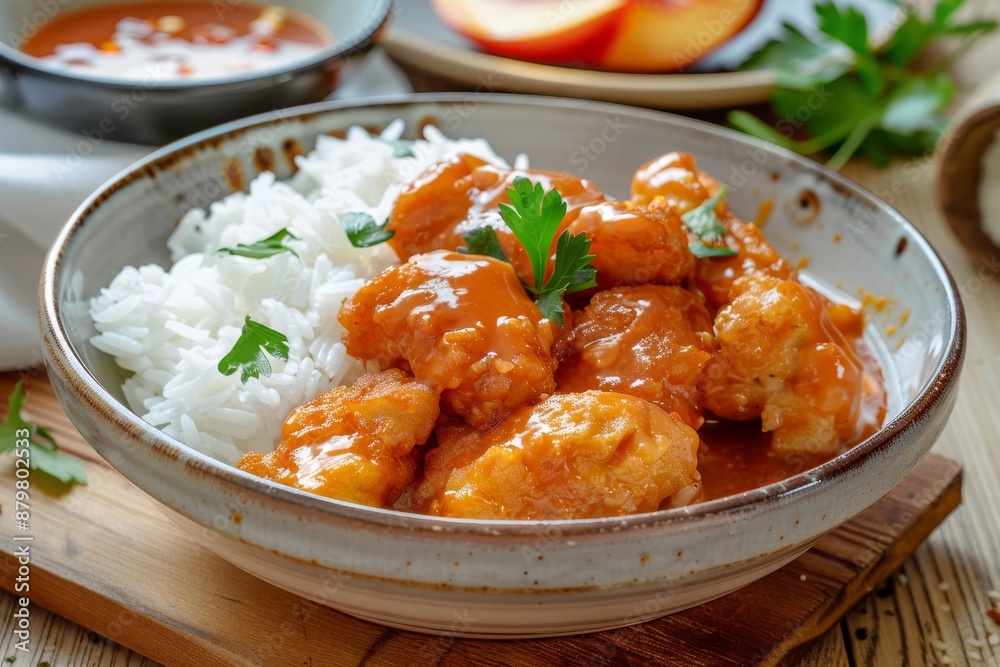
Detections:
[4, 3, 1000, 664]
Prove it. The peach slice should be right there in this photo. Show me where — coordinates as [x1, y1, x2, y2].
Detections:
[597, 0, 763, 72]
[431, 0, 628, 64]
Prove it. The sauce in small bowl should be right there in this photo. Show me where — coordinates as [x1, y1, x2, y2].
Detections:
[0, 0, 391, 143]
[21, 1, 332, 82]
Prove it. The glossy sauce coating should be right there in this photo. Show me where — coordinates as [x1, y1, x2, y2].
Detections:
[696, 419, 831, 500]
[694, 173, 794, 308]
[412, 391, 701, 519]
[339, 251, 560, 430]
[556, 285, 715, 429]
[238, 369, 438, 507]
[248, 149, 888, 519]
[699, 274, 885, 454]
[631, 151, 711, 213]
[388, 156, 606, 284]
[567, 200, 695, 290]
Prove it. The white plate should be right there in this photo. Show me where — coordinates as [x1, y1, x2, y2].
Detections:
[382, 0, 896, 109]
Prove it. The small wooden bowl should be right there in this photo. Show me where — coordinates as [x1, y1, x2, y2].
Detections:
[939, 73, 1000, 261]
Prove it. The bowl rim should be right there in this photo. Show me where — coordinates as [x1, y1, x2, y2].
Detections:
[0, 0, 391, 90]
[40, 92, 967, 536]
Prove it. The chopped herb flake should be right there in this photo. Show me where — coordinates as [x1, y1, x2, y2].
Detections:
[0, 380, 87, 486]
[342, 212, 395, 248]
[217, 316, 290, 384]
[216, 228, 300, 259]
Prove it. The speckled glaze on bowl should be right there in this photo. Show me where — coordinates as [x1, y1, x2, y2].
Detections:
[0, 0, 390, 144]
[40, 95, 965, 637]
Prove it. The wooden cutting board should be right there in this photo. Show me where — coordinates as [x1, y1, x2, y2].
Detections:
[0, 371, 962, 667]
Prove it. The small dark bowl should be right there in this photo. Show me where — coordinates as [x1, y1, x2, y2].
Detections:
[0, 0, 391, 144]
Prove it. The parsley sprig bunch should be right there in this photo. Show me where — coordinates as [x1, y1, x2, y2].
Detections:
[730, 0, 997, 169]
[0, 381, 87, 486]
[463, 177, 596, 326]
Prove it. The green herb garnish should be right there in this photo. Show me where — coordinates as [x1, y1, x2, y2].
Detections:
[0, 380, 87, 486]
[689, 242, 738, 258]
[730, 0, 997, 169]
[460, 226, 511, 264]
[493, 177, 596, 326]
[216, 228, 300, 259]
[217, 316, 290, 384]
[342, 212, 395, 248]
[681, 187, 737, 258]
[380, 138, 415, 158]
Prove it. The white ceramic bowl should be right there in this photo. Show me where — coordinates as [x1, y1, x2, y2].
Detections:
[40, 95, 965, 637]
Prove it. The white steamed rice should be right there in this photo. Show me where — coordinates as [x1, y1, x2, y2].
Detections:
[89, 120, 510, 464]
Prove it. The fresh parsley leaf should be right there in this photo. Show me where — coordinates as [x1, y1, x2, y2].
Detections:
[385, 139, 415, 158]
[216, 228, 300, 260]
[730, 0, 996, 169]
[690, 242, 737, 258]
[933, 0, 966, 24]
[681, 189, 738, 258]
[883, 0, 996, 65]
[815, 4, 881, 96]
[499, 177, 567, 293]
[882, 13, 937, 67]
[535, 290, 569, 328]
[0, 381, 28, 454]
[681, 187, 729, 243]
[373, 132, 415, 158]
[30, 440, 87, 485]
[460, 226, 511, 264]
[218, 316, 290, 384]
[0, 380, 87, 486]
[548, 230, 597, 296]
[774, 75, 872, 141]
[342, 212, 395, 248]
[879, 74, 954, 135]
[460, 221, 595, 325]
[740, 24, 850, 89]
[490, 178, 598, 324]
[942, 19, 1000, 36]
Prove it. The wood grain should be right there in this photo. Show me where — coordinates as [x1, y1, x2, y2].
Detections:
[0, 373, 964, 667]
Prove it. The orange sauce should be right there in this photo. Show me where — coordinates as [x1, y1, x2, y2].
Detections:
[270, 150, 890, 517]
[388, 157, 605, 285]
[698, 333, 885, 501]
[697, 420, 826, 501]
[339, 252, 562, 430]
[21, 1, 330, 81]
